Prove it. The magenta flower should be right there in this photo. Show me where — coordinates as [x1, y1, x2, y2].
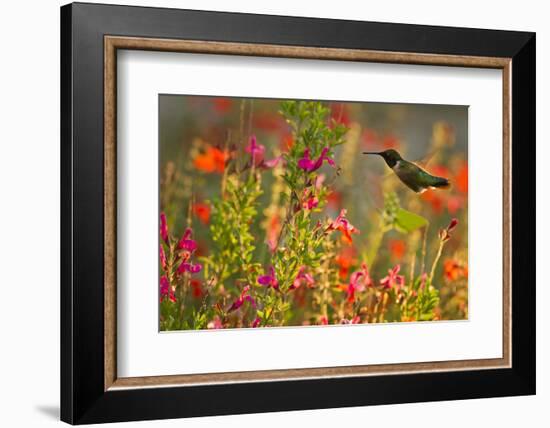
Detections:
[160, 275, 176, 303]
[228, 285, 257, 312]
[160, 212, 169, 243]
[297, 147, 336, 172]
[245, 135, 282, 169]
[159, 245, 167, 271]
[178, 228, 197, 252]
[257, 266, 279, 290]
[245, 135, 265, 165]
[347, 263, 372, 302]
[177, 261, 202, 274]
[251, 317, 261, 328]
[290, 266, 315, 290]
[380, 264, 405, 291]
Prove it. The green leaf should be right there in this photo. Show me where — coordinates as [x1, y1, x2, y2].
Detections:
[394, 208, 428, 233]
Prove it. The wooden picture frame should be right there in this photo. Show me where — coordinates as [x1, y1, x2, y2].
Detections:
[61, 2, 535, 424]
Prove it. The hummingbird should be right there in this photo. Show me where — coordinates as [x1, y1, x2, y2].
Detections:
[363, 149, 450, 193]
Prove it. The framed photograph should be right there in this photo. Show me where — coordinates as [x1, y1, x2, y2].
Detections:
[60, 2, 535, 424]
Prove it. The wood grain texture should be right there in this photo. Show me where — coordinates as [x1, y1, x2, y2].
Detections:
[104, 37, 117, 391]
[104, 36, 512, 390]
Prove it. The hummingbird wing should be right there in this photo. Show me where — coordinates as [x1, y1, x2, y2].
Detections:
[394, 160, 450, 193]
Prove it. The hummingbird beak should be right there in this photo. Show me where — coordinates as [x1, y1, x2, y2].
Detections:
[362, 152, 381, 155]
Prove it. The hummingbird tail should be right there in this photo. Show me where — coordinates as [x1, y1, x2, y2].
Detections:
[431, 176, 451, 189]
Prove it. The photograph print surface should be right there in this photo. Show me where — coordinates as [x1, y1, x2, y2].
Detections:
[159, 95, 468, 331]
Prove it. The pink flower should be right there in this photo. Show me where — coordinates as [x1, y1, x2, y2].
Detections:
[177, 261, 202, 274]
[346, 263, 372, 302]
[228, 285, 257, 312]
[160, 275, 176, 303]
[207, 316, 223, 329]
[319, 315, 329, 325]
[380, 265, 405, 291]
[257, 266, 279, 290]
[160, 212, 169, 243]
[159, 245, 167, 271]
[245, 135, 283, 169]
[262, 155, 283, 168]
[251, 317, 261, 328]
[178, 228, 197, 252]
[327, 209, 359, 244]
[297, 147, 336, 172]
[245, 135, 265, 165]
[290, 266, 315, 290]
[419, 272, 428, 290]
[302, 189, 319, 210]
[340, 316, 361, 324]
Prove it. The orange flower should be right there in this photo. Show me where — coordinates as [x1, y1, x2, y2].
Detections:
[382, 134, 399, 149]
[388, 239, 406, 260]
[281, 134, 294, 151]
[456, 163, 468, 194]
[330, 103, 351, 126]
[193, 146, 227, 173]
[327, 209, 359, 245]
[443, 259, 468, 281]
[194, 202, 211, 225]
[334, 247, 357, 280]
[266, 214, 281, 253]
[362, 128, 379, 147]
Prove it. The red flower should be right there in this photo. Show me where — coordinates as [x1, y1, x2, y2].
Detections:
[160, 275, 176, 303]
[298, 147, 336, 172]
[380, 265, 405, 291]
[194, 202, 211, 225]
[257, 266, 279, 290]
[439, 218, 459, 242]
[190, 280, 203, 298]
[327, 209, 359, 244]
[213, 97, 232, 113]
[160, 212, 169, 244]
[251, 317, 261, 328]
[228, 285, 256, 312]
